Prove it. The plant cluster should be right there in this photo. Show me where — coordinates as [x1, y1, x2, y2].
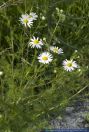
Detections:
[0, 0, 89, 131]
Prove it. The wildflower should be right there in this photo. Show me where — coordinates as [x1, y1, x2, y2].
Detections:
[60, 9, 64, 13]
[54, 69, 57, 73]
[0, 71, 3, 76]
[75, 50, 78, 53]
[20, 14, 33, 27]
[56, 8, 65, 22]
[50, 46, 63, 54]
[77, 56, 80, 58]
[29, 12, 38, 21]
[41, 16, 46, 20]
[43, 37, 46, 41]
[78, 69, 81, 72]
[29, 36, 43, 48]
[38, 52, 53, 64]
[63, 59, 78, 72]
[56, 7, 60, 12]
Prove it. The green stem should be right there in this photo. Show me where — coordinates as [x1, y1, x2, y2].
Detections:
[0, 77, 4, 100]
[11, 30, 14, 79]
[49, 17, 60, 44]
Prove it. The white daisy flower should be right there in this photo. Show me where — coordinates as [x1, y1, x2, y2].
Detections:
[38, 52, 53, 64]
[20, 14, 33, 27]
[63, 59, 78, 72]
[29, 12, 38, 21]
[29, 36, 43, 48]
[50, 46, 63, 54]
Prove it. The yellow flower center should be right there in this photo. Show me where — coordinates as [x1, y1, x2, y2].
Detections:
[34, 40, 39, 44]
[53, 48, 58, 53]
[67, 62, 72, 67]
[23, 19, 28, 24]
[42, 56, 48, 61]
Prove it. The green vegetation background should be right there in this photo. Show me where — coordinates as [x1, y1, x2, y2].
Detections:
[0, 0, 89, 131]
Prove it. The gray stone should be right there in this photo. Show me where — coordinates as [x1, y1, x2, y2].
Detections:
[50, 101, 89, 128]
[65, 107, 74, 113]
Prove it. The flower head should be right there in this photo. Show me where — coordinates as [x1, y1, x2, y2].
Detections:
[20, 14, 33, 27]
[63, 59, 78, 72]
[29, 12, 38, 21]
[50, 46, 63, 54]
[0, 71, 3, 76]
[38, 52, 53, 64]
[56, 8, 65, 22]
[29, 36, 44, 48]
[41, 16, 46, 20]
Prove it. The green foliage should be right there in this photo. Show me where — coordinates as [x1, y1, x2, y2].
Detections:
[0, 0, 89, 131]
